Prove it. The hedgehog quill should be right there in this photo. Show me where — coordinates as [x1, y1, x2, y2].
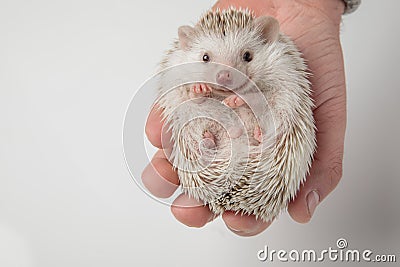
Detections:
[155, 8, 316, 222]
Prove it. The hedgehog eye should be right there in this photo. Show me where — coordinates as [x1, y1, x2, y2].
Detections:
[243, 51, 253, 62]
[202, 53, 210, 62]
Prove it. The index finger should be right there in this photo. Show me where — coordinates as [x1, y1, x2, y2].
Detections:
[145, 104, 170, 149]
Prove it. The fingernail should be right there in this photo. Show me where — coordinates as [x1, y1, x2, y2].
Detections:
[227, 224, 241, 232]
[227, 225, 247, 235]
[306, 190, 320, 217]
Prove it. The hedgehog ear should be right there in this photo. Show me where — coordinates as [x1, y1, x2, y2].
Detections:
[178, 25, 195, 50]
[254, 16, 280, 43]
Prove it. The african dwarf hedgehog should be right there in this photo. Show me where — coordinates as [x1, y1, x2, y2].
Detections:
[155, 8, 316, 222]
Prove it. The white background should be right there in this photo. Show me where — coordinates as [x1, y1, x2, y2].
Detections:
[0, 0, 399, 266]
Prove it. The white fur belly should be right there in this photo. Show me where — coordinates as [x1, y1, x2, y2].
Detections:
[158, 86, 282, 220]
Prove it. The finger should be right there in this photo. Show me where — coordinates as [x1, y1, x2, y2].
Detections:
[222, 211, 272, 237]
[171, 193, 214, 228]
[145, 104, 172, 149]
[288, 96, 346, 223]
[141, 149, 179, 198]
[288, 154, 344, 223]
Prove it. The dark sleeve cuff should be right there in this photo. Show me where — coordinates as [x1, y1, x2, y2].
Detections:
[343, 0, 361, 14]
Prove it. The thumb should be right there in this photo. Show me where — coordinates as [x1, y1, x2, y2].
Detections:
[288, 98, 346, 223]
[288, 153, 344, 223]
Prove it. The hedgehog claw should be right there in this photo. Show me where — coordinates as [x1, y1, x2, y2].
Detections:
[222, 94, 245, 108]
[190, 83, 212, 104]
[192, 83, 212, 95]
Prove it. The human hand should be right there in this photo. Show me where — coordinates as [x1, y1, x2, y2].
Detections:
[143, 0, 346, 236]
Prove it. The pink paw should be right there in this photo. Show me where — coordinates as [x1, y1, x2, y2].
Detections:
[200, 131, 216, 150]
[222, 94, 245, 108]
[199, 131, 217, 166]
[254, 125, 262, 143]
[192, 83, 212, 95]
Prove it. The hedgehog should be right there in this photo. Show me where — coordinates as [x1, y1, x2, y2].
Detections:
[155, 8, 316, 222]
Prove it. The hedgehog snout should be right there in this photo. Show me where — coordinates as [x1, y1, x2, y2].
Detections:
[216, 70, 233, 87]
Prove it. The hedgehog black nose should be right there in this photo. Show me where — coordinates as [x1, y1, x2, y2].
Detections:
[216, 70, 233, 86]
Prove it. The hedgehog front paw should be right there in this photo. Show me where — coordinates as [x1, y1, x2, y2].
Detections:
[222, 94, 245, 108]
[189, 83, 212, 104]
[192, 83, 212, 95]
[254, 125, 263, 143]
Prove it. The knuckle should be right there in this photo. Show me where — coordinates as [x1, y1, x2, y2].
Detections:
[328, 153, 343, 189]
[314, 94, 346, 126]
